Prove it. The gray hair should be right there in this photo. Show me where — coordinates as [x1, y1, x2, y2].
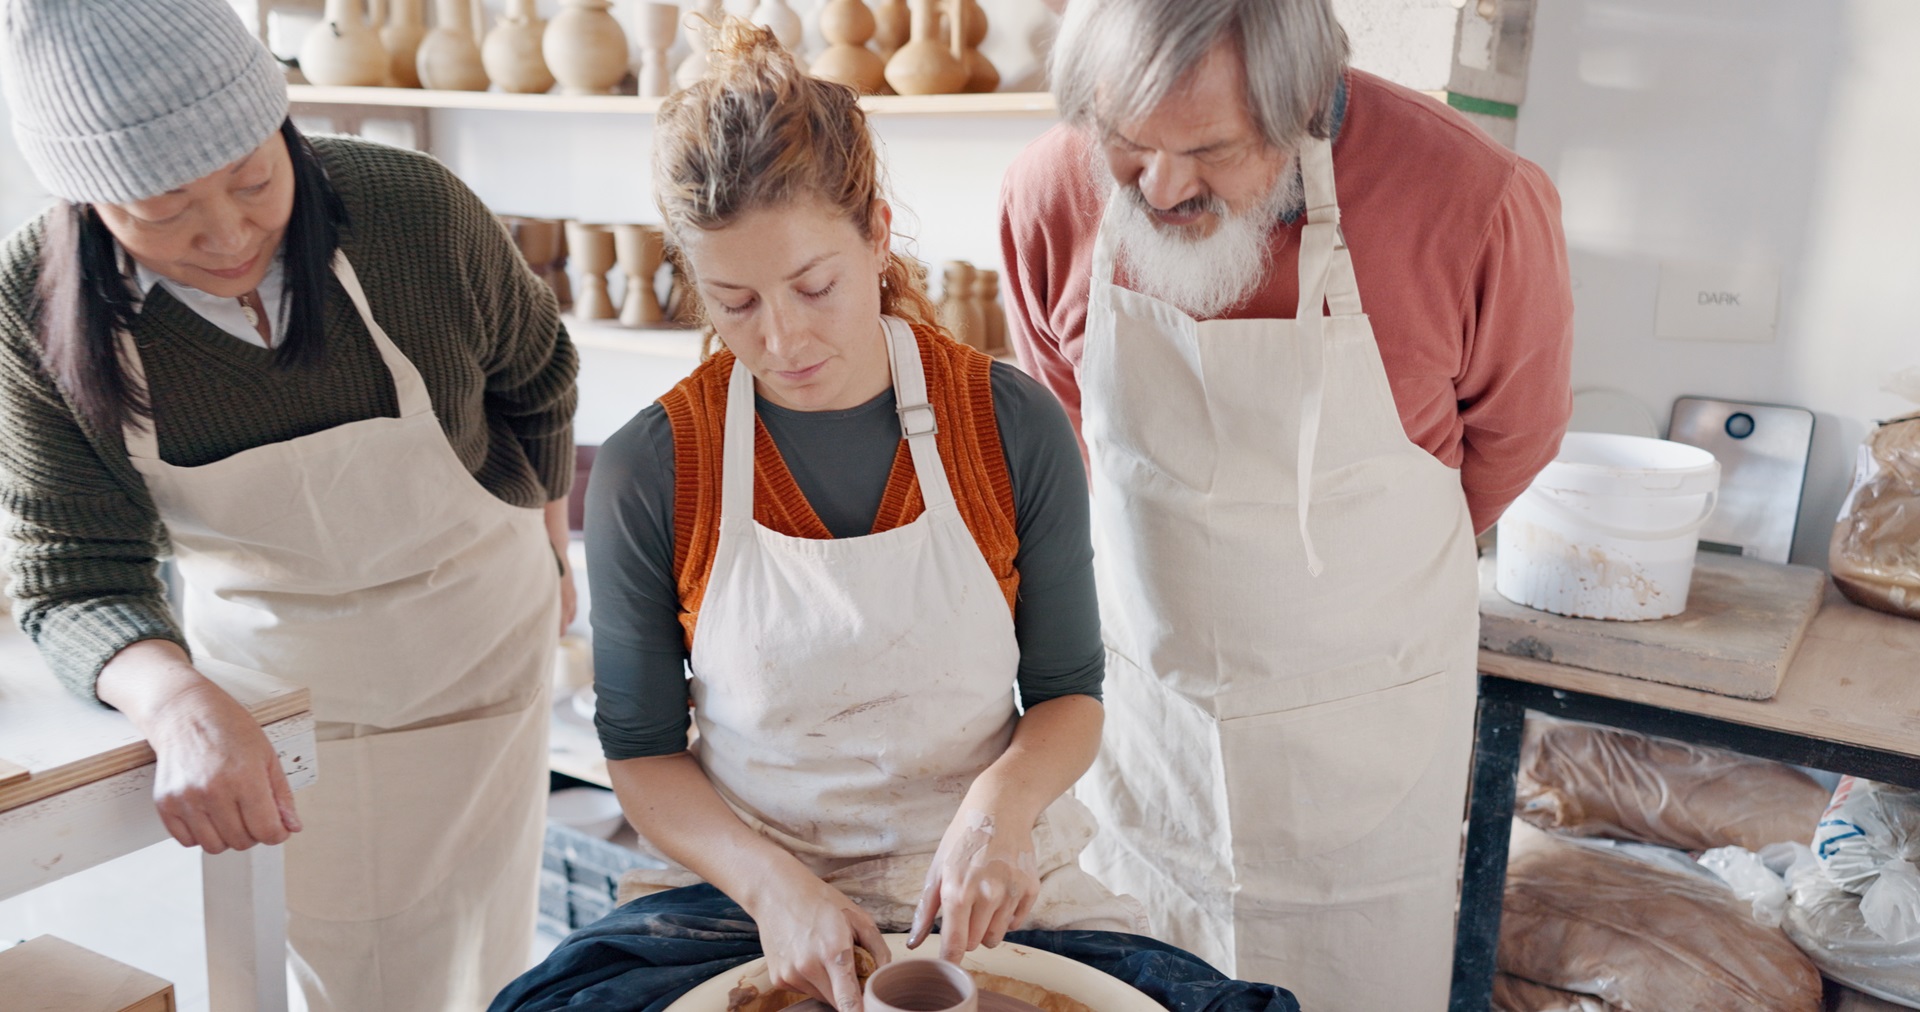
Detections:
[1050, 0, 1349, 152]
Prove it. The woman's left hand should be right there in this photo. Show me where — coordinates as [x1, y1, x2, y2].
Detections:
[908, 808, 1041, 962]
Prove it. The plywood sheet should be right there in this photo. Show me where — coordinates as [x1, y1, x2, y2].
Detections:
[1479, 550, 1828, 700]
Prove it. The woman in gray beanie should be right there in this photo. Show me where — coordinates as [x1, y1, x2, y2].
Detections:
[0, 1, 578, 1009]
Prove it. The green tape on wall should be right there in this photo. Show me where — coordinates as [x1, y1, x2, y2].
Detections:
[1447, 92, 1520, 119]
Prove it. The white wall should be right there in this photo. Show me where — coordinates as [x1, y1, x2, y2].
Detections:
[1516, 0, 1920, 564]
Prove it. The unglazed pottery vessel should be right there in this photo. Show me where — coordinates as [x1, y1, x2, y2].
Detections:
[811, 0, 886, 94]
[883, 0, 966, 95]
[566, 222, 619, 320]
[417, 0, 489, 90]
[300, 0, 388, 87]
[865, 960, 979, 1012]
[482, 0, 555, 93]
[614, 224, 667, 327]
[750, 0, 803, 52]
[634, 2, 680, 98]
[674, 0, 725, 91]
[545, 0, 630, 95]
[872, 0, 909, 62]
[382, 0, 428, 86]
[959, 0, 996, 92]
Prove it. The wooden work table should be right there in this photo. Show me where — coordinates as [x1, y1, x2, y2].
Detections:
[0, 623, 316, 1012]
[1447, 581, 1920, 1011]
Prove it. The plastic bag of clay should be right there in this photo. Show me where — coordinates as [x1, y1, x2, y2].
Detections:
[1782, 839, 1920, 1008]
[1830, 404, 1920, 621]
[1700, 844, 1791, 927]
[1516, 715, 1831, 851]
[1492, 973, 1618, 1011]
[1498, 823, 1824, 1011]
[1813, 777, 1920, 945]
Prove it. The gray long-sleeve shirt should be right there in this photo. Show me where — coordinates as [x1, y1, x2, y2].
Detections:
[584, 360, 1102, 760]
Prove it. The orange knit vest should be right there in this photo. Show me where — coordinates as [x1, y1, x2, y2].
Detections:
[660, 322, 1020, 648]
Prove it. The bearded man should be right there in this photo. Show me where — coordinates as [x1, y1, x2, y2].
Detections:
[998, 1, 1573, 1007]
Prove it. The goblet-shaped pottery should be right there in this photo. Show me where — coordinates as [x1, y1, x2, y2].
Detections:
[300, 0, 388, 86]
[546, 0, 630, 95]
[417, 0, 489, 90]
[566, 222, 619, 320]
[614, 225, 667, 327]
[634, 3, 680, 98]
[812, 0, 887, 94]
[674, 0, 725, 91]
[483, 0, 555, 93]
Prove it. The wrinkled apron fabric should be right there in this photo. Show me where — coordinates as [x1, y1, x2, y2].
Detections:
[1074, 136, 1481, 1011]
[120, 252, 559, 1012]
[486, 884, 1298, 1012]
[622, 317, 1136, 933]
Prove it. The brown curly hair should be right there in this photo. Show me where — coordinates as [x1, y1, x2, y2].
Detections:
[652, 17, 940, 353]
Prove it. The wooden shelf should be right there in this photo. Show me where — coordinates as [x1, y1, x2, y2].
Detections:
[290, 84, 1057, 117]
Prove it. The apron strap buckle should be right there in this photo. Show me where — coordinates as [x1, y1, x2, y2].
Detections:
[897, 401, 939, 438]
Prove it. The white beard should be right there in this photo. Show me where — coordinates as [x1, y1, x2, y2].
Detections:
[1105, 166, 1304, 320]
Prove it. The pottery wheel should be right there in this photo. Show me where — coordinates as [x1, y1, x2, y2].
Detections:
[784, 994, 1044, 1012]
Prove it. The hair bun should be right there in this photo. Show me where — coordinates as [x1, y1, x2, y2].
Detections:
[700, 16, 799, 82]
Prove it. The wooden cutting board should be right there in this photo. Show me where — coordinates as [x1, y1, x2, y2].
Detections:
[1479, 549, 1828, 700]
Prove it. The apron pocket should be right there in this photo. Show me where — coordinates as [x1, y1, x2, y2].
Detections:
[1218, 667, 1460, 862]
[286, 696, 548, 921]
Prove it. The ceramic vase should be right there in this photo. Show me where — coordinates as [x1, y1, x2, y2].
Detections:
[674, 0, 725, 91]
[483, 0, 555, 93]
[811, 0, 886, 94]
[883, 0, 966, 95]
[634, 2, 680, 98]
[567, 222, 619, 320]
[614, 225, 667, 327]
[417, 0, 489, 90]
[959, 0, 996, 93]
[872, 0, 909, 62]
[546, 0, 630, 95]
[864, 960, 979, 1012]
[505, 216, 568, 310]
[300, 0, 389, 87]
[382, 0, 428, 86]
[750, 0, 803, 52]
[976, 267, 1004, 353]
[938, 260, 982, 350]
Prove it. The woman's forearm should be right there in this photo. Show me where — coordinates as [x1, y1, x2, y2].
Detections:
[959, 693, 1104, 832]
[608, 752, 820, 912]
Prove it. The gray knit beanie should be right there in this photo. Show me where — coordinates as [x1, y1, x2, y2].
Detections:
[1, 0, 289, 204]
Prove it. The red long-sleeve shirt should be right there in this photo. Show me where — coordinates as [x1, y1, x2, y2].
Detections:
[998, 69, 1574, 533]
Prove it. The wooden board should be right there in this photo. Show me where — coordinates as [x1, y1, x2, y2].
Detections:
[1479, 549, 1828, 699]
[0, 757, 26, 788]
[0, 626, 310, 814]
[0, 934, 175, 1011]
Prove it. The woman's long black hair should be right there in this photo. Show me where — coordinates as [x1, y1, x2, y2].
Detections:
[35, 118, 349, 437]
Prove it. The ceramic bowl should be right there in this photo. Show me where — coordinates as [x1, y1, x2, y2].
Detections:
[546, 786, 626, 840]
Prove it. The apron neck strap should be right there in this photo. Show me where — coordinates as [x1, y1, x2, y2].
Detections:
[883, 316, 955, 513]
[117, 250, 433, 459]
[718, 315, 955, 525]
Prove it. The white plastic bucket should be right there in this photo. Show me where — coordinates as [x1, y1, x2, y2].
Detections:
[1496, 432, 1721, 621]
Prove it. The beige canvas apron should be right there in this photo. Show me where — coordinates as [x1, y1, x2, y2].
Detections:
[623, 317, 1140, 934]
[1075, 137, 1480, 1010]
[119, 253, 559, 1012]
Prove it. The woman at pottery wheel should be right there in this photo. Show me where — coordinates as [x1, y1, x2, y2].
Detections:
[491, 19, 1298, 1012]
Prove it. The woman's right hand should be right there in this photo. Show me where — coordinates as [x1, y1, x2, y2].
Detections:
[749, 869, 891, 1012]
[96, 641, 301, 853]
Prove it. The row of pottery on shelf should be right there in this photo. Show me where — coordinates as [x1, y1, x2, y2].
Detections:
[812, 0, 996, 95]
[508, 217, 699, 329]
[937, 260, 1006, 356]
[302, 0, 998, 98]
[301, 0, 641, 95]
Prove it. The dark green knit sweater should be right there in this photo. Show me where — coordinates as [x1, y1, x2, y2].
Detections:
[0, 136, 578, 699]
